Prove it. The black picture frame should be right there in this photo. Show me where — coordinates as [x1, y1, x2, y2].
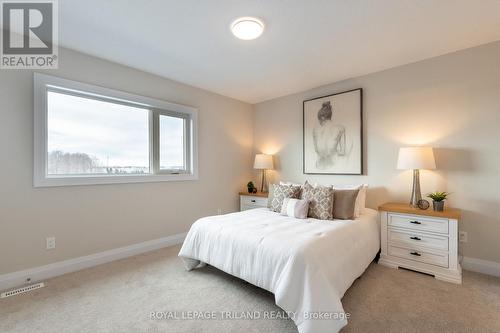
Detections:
[303, 88, 363, 175]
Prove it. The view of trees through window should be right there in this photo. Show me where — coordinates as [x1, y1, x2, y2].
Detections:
[47, 91, 150, 175]
[47, 150, 149, 175]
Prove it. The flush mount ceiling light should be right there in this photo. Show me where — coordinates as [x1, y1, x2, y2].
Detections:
[230, 17, 265, 40]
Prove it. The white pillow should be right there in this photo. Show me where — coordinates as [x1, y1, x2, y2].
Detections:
[332, 184, 368, 218]
[279, 181, 302, 186]
[280, 198, 310, 219]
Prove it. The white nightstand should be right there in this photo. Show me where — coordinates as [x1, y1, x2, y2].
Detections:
[378, 202, 462, 284]
[239, 192, 268, 211]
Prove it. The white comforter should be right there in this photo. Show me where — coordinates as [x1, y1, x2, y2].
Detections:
[178, 208, 380, 333]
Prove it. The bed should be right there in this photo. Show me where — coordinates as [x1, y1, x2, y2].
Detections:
[178, 207, 380, 333]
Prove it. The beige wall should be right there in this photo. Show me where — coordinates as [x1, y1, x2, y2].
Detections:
[254, 41, 500, 263]
[2, 41, 499, 276]
[0, 48, 254, 275]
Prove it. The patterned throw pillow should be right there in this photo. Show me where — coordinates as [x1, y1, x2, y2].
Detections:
[300, 181, 334, 220]
[268, 184, 301, 213]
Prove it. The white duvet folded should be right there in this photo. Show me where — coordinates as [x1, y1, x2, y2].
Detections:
[179, 208, 380, 333]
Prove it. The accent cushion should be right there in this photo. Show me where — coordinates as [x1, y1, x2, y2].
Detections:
[280, 198, 310, 219]
[268, 184, 301, 213]
[332, 184, 368, 217]
[333, 189, 360, 220]
[300, 181, 334, 220]
[279, 181, 302, 186]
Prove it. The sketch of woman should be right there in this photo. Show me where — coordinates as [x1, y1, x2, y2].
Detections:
[313, 101, 348, 169]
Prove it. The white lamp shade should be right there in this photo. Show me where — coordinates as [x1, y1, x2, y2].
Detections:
[254, 154, 274, 170]
[397, 147, 436, 170]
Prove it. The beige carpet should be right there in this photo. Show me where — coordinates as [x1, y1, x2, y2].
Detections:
[1, 245, 500, 333]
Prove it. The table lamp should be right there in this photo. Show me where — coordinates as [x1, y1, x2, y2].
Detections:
[397, 147, 436, 207]
[254, 154, 273, 193]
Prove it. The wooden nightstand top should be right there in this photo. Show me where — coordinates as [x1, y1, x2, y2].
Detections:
[239, 191, 269, 198]
[379, 202, 461, 220]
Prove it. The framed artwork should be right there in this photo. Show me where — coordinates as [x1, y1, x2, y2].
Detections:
[303, 88, 363, 175]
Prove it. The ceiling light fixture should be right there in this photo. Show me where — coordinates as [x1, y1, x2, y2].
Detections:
[230, 17, 265, 40]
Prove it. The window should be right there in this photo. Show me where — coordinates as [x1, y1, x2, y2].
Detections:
[34, 73, 198, 187]
[47, 91, 151, 176]
[159, 114, 188, 171]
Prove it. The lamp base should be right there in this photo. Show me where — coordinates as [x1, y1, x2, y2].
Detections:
[260, 169, 268, 193]
[410, 169, 422, 207]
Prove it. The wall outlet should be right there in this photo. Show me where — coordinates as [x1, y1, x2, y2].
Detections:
[459, 231, 468, 243]
[46, 237, 56, 250]
[217, 208, 222, 215]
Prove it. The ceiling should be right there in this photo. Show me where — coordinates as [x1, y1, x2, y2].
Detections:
[59, 0, 500, 104]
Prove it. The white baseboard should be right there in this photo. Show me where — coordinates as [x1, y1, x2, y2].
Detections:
[0, 232, 187, 292]
[462, 256, 500, 278]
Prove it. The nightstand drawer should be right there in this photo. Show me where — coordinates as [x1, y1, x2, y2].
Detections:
[240, 195, 268, 209]
[388, 214, 448, 234]
[388, 228, 448, 251]
[388, 245, 449, 268]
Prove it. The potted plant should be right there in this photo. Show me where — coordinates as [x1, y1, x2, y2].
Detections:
[247, 181, 256, 194]
[427, 191, 450, 212]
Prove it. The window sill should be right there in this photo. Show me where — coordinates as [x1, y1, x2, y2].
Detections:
[33, 173, 198, 188]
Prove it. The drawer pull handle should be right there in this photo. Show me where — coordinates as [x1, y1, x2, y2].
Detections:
[410, 251, 421, 256]
[410, 236, 421, 241]
[251, 200, 256, 203]
[410, 221, 421, 225]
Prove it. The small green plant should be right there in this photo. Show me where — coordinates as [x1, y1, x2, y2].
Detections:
[427, 191, 450, 202]
[247, 181, 257, 193]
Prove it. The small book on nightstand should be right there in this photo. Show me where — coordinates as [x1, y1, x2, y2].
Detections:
[378, 202, 462, 284]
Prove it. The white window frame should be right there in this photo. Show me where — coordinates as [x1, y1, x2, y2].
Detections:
[34, 73, 198, 187]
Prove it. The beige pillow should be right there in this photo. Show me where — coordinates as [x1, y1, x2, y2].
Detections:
[333, 189, 360, 220]
[300, 181, 334, 220]
[332, 184, 368, 217]
[268, 184, 301, 213]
